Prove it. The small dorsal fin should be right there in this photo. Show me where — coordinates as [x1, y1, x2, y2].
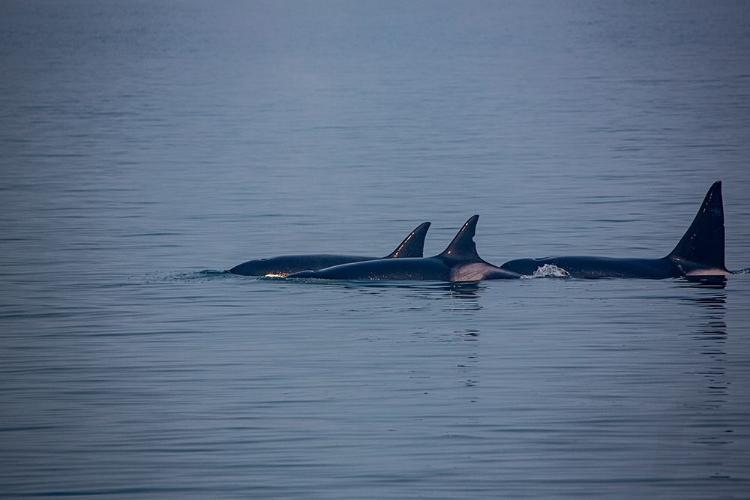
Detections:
[438, 215, 481, 260]
[667, 181, 727, 271]
[385, 222, 431, 258]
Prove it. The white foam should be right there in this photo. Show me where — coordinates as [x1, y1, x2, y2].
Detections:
[525, 264, 571, 278]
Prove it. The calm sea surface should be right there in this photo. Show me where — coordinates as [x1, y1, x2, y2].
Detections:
[2, 1, 750, 498]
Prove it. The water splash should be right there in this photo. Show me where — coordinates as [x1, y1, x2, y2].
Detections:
[523, 264, 571, 279]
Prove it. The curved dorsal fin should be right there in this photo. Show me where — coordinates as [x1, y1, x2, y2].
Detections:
[438, 215, 481, 260]
[667, 181, 727, 270]
[385, 222, 431, 258]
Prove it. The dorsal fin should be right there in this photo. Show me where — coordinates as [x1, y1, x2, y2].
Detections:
[667, 181, 727, 271]
[438, 215, 481, 260]
[385, 222, 431, 258]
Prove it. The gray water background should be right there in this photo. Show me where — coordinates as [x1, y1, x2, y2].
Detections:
[2, 1, 750, 498]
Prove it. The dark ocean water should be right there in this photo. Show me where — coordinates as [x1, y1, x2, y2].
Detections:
[2, 1, 750, 498]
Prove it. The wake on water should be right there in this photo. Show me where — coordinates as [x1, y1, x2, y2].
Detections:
[144, 270, 233, 284]
[163, 266, 748, 285]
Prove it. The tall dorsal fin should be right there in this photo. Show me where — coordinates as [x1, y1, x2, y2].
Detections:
[385, 222, 431, 258]
[438, 215, 481, 260]
[667, 181, 727, 271]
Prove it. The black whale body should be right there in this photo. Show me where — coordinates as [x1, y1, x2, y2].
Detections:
[290, 215, 520, 282]
[500, 181, 730, 279]
[229, 222, 430, 277]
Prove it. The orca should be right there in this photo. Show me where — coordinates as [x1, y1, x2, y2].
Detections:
[228, 222, 430, 277]
[500, 181, 730, 279]
[289, 215, 521, 282]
